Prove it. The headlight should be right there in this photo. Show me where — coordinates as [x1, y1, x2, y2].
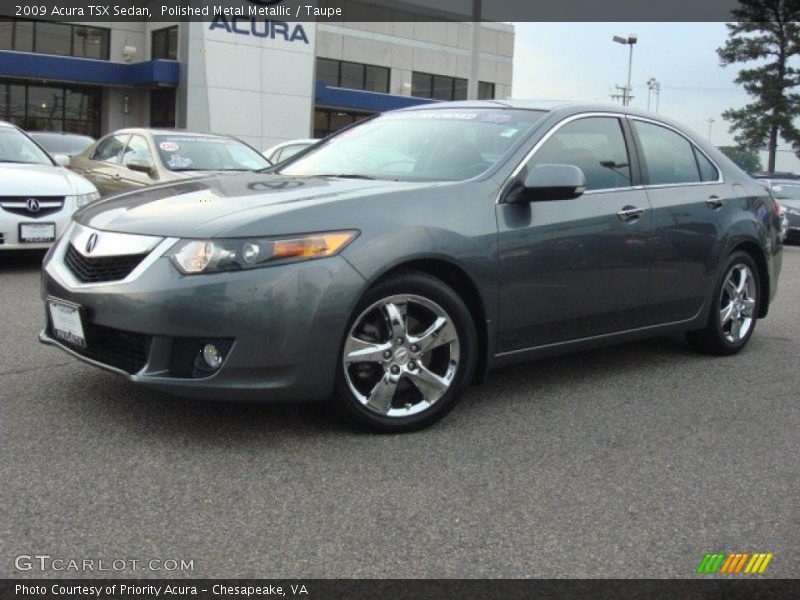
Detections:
[171, 231, 359, 275]
[74, 191, 101, 208]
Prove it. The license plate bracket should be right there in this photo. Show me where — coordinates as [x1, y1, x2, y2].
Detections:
[48, 298, 86, 348]
[19, 222, 56, 243]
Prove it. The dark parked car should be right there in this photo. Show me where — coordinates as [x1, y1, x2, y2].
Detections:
[27, 131, 95, 162]
[70, 129, 270, 196]
[39, 102, 783, 432]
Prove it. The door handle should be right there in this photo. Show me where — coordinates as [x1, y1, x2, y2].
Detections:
[706, 195, 724, 209]
[616, 206, 646, 222]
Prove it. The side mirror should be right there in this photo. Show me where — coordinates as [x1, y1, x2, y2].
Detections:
[52, 153, 71, 167]
[125, 158, 156, 176]
[515, 164, 586, 202]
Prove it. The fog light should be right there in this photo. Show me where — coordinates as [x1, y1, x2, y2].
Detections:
[202, 343, 224, 369]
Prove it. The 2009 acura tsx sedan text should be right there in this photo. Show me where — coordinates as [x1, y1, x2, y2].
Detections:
[40, 101, 783, 432]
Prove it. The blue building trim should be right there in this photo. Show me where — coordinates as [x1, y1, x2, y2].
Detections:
[0, 51, 179, 87]
[314, 81, 436, 113]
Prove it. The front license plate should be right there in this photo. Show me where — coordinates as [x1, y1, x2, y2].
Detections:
[48, 300, 86, 348]
[20, 222, 55, 243]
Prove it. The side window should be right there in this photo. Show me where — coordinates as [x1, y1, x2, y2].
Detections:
[91, 134, 130, 162]
[528, 117, 632, 191]
[694, 148, 720, 182]
[122, 135, 153, 165]
[634, 121, 701, 185]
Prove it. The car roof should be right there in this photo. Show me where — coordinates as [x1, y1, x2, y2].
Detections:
[0, 120, 17, 129]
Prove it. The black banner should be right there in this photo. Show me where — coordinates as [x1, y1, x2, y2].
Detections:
[1, 579, 799, 600]
[0, 0, 778, 23]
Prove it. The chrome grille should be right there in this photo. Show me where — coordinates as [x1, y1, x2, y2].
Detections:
[65, 243, 147, 283]
[0, 196, 65, 219]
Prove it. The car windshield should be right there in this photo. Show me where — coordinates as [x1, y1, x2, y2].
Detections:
[0, 127, 53, 165]
[770, 183, 800, 200]
[154, 135, 271, 172]
[280, 108, 547, 181]
[29, 133, 94, 155]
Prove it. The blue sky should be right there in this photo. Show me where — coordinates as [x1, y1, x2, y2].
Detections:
[511, 22, 800, 172]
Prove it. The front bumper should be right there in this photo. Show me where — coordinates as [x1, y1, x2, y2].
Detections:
[41, 229, 366, 402]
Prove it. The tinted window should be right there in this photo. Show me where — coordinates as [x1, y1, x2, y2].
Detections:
[694, 148, 719, 182]
[35, 22, 72, 56]
[72, 25, 109, 60]
[529, 117, 632, 191]
[316, 58, 339, 87]
[92, 134, 130, 162]
[152, 26, 178, 60]
[634, 121, 701, 185]
[478, 81, 496, 100]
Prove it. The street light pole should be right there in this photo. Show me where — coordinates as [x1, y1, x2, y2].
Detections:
[613, 34, 638, 106]
[707, 118, 715, 143]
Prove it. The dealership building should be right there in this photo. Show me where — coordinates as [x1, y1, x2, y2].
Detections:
[0, 16, 514, 150]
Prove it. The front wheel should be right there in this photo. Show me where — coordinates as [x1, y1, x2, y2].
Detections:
[334, 272, 477, 432]
[686, 251, 761, 355]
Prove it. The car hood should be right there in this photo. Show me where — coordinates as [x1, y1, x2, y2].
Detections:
[0, 163, 97, 196]
[75, 172, 444, 238]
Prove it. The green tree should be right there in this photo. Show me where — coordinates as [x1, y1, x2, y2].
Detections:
[717, 0, 800, 172]
[718, 145, 764, 171]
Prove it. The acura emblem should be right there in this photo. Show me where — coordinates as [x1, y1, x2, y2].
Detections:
[85, 233, 99, 254]
[26, 198, 40, 213]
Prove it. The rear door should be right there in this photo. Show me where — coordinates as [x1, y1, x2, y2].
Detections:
[496, 114, 652, 352]
[629, 118, 726, 324]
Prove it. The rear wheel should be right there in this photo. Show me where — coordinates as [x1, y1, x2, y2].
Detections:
[334, 272, 477, 432]
[686, 251, 760, 355]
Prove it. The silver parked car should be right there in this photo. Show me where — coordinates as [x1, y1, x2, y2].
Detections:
[262, 138, 318, 164]
[71, 129, 271, 196]
[40, 102, 783, 432]
[27, 131, 95, 161]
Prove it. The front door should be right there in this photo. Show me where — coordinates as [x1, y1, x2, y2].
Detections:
[496, 115, 652, 352]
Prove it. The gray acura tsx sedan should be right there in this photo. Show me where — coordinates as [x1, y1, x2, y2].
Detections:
[40, 101, 783, 432]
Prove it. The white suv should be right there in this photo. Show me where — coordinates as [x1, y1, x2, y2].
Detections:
[0, 121, 99, 251]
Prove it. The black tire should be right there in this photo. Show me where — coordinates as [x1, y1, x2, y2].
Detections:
[333, 270, 478, 433]
[686, 251, 761, 356]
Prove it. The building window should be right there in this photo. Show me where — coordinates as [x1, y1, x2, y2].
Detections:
[150, 88, 176, 128]
[314, 108, 372, 138]
[0, 18, 109, 60]
[411, 72, 468, 101]
[0, 78, 101, 137]
[478, 81, 496, 100]
[315, 58, 390, 93]
[152, 26, 178, 60]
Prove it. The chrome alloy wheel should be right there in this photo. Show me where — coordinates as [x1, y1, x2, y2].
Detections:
[342, 294, 460, 418]
[719, 263, 757, 344]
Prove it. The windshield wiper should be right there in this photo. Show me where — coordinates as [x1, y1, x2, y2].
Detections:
[313, 173, 376, 180]
[0, 159, 40, 164]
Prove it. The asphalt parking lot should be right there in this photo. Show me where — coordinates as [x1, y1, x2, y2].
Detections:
[1, 247, 798, 579]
